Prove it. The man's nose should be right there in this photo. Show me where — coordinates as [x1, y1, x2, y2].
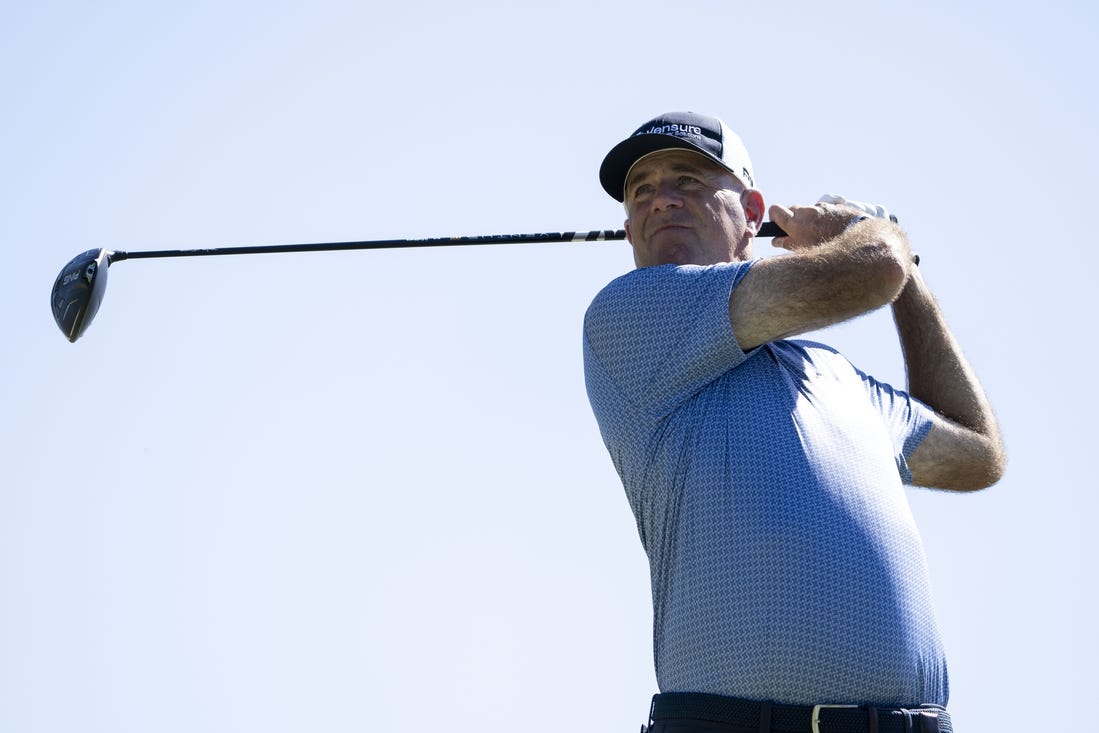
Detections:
[651, 181, 683, 210]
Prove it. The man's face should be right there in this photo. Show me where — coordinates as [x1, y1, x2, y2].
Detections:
[623, 149, 762, 268]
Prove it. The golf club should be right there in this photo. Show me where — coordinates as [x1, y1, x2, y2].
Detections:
[50, 222, 785, 342]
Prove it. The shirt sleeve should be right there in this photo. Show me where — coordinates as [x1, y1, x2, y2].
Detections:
[855, 367, 936, 484]
[583, 261, 755, 419]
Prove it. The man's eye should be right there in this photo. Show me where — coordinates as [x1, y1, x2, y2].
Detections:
[631, 183, 654, 198]
[678, 175, 700, 186]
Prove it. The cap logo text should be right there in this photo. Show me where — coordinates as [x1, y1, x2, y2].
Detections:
[638, 124, 703, 139]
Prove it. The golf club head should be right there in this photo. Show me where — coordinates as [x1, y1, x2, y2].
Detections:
[51, 248, 112, 342]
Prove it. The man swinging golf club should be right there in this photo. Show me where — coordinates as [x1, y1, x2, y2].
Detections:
[583, 112, 1005, 732]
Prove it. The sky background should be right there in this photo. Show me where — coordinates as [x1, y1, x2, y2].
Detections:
[2, 2, 1095, 731]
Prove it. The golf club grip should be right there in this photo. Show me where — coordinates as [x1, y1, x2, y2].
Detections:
[758, 221, 784, 238]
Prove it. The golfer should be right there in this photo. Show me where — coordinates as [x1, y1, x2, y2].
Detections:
[583, 112, 1005, 733]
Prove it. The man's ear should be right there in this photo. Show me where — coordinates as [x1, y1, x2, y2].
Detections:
[624, 218, 633, 243]
[741, 189, 766, 232]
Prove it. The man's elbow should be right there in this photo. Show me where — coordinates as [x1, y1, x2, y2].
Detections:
[910, 431, 1007, 492]
[953, 467, 1005, 492]
[865, 239, 911, 306]
[976, 447, 1008, 489]
[950, 441, 1008, 492]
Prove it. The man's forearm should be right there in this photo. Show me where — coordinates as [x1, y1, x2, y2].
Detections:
[732, 216, 911, 350]
[892, 270, 991, 428]
[892, 267, 1006, 486]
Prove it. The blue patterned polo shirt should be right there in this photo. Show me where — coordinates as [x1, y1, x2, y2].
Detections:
[582, 261, 947, 706]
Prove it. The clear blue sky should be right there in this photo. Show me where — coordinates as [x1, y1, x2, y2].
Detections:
[3, 2, 1095, 731]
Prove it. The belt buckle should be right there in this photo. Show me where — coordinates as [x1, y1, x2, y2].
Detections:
[811, 704, 859, 733]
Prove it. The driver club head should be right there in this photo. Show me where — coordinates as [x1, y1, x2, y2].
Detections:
[51, 248, 112, 342]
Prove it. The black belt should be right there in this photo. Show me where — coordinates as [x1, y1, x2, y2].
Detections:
[650, 692, 951, 733]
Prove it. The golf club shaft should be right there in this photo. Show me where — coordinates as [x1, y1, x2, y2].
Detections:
[108, 223, 785, 262]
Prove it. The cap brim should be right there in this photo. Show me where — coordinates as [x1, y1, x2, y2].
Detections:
[599, 134, 719, 202]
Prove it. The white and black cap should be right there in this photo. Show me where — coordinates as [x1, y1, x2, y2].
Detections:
[599, 111, 756, 202]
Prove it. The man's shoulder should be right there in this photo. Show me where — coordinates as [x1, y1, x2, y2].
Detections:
[588, 261, 753, 309]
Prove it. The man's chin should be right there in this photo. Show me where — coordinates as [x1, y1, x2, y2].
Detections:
[639, 249, 689, 268]
[648, 239, 695, 266]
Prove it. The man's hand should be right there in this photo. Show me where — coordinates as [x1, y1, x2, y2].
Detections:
[767, 202, 864, 251]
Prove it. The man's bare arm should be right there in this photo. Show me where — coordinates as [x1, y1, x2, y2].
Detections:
[730, 204, 911, 350]
[729, 200, 1004, 489]
[893, 268, 1006, 490]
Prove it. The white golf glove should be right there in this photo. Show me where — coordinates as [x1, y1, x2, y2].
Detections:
[817, 193, 897, 222]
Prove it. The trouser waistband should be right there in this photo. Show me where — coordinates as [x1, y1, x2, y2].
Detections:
[649, 692, 951, 733]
